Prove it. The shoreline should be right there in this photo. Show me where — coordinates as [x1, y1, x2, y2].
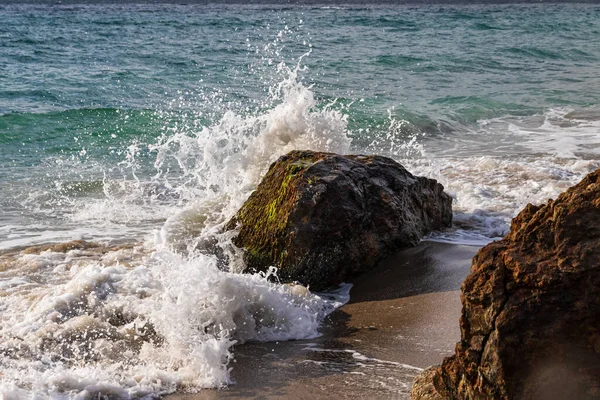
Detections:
[170, 241, 481, 399]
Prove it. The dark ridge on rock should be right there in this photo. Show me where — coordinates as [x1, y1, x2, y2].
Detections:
[226, 150, 452, 291]
[411, 169, 600, 400]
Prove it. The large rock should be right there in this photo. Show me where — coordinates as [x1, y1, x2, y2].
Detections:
[411, 169, 600, 400]
[226, 150, 452, 291]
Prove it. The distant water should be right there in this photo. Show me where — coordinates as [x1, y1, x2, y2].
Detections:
[1, 2, 599, 398]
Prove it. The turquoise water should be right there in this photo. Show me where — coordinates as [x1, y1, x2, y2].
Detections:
[2, 3, 600, 247]
[1, 3, 600, 397]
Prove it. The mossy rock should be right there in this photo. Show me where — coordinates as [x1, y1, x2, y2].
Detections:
[227, 150, 452, 291]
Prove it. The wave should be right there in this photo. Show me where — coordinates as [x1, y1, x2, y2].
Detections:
[472, 22, 503, 30]
[347, 15, 419, 31]
[409, 106, 600, 244]
[0, 107, 154, 122]
[375, 54, 426, 66]
[0, 108, 163, 168]
[502, 46, 566, 61]
[0, 246, 346, 397]
[0, 54, 357, 397]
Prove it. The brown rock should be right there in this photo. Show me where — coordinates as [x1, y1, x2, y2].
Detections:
[226, 150, 452, 291]
[411, 169, 600, 399]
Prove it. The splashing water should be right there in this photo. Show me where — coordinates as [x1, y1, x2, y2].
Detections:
[0, 245, 342, 398]
[0, 47, 357, 398]
[148, 52, 354, 252]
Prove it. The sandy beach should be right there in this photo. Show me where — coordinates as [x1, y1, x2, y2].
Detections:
[171, 241, 480, 399]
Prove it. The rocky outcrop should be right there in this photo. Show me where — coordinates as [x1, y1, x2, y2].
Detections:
[226, 150, 452, 291]
[411, 169, 600, 400]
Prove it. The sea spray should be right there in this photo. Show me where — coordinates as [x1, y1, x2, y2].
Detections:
[154, 53, 352, 251]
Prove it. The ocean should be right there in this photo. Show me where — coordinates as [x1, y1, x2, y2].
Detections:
[1, 1, 599, 398]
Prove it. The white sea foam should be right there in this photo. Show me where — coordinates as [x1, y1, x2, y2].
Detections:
[299, 345, 421, 396]
[393, 108, 600, 244]
[0, 246, 342, 398]
[303, 347, 424, 372]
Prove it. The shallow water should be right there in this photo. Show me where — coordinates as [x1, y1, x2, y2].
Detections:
[1, 1, 600, 398]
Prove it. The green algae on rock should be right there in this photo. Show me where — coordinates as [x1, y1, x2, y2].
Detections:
[226, 150, 452, 291]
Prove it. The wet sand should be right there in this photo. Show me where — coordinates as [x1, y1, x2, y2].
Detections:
[171, 241, 481, 400]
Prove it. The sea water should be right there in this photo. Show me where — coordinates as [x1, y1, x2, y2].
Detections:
[1, 2, 599, 397]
